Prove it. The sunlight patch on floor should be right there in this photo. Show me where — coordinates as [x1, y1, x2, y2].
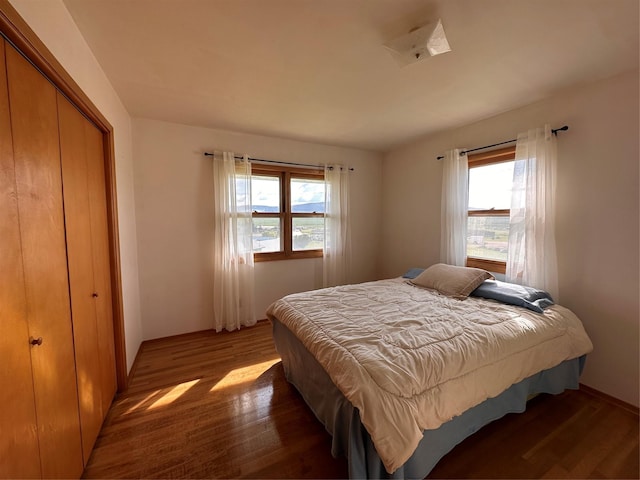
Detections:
[209, 358, 280, 392]
[123, 390, 162, 415]
[123, 378, 201, 414]
[147, 379, 200, 410]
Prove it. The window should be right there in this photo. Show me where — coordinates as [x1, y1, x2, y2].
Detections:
[251, 164, 325, 261]
[466, 146, 516, 274]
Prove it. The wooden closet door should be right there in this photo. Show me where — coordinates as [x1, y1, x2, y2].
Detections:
[84, 111, 118, 413]
[0, 38, 41, 480]
[58, 92, 117, 463]
[57, 93, 104, 465]
[6, 44, 84, 478]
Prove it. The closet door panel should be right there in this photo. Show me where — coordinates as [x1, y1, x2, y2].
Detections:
[6, 45, 83, 479]
[84, 117, 118, 412]
[0, 38, 41, 480]
[57, 93, 104, 465]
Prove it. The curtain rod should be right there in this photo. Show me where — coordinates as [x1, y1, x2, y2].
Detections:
[436, 125, 569, 160]
[203, 152, 354, 171]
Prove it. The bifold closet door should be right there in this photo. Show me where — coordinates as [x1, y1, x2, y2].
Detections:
[0, 37, 41, 480]
[58, 93, 117, 464]
[5, 42, 84, 477]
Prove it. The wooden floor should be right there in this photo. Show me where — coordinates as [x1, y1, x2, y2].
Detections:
[83, 321, 639, 479]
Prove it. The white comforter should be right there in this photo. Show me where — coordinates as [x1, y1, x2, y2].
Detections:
[266, 278, 593, 473]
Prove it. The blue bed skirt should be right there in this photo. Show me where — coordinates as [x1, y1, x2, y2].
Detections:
[271, 318, 586, 479]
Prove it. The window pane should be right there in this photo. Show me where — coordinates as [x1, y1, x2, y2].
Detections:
[252, 217, 281, 253]
[291, 178, 325, 213]
[234, 177, 251, 213]
[292, 217, 324, 251]
[468, 162, 515, 211]
[251, 175, 280, 213]
[467, 216, 509, 262]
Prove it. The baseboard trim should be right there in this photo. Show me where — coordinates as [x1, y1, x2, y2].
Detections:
[125, 342, 145, 390]
[579, 383, 639, 416]
[139, 319, 272, 347]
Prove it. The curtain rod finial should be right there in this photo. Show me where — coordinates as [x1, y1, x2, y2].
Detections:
[552, 125, 569, 136]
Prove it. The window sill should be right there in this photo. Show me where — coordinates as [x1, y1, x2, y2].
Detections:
[466, 257, 506, 275]
[254, 250, 323, 262]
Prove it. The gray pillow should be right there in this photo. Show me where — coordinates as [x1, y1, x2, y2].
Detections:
[471, 280, 554, 313]
[402, 268, 425, 279]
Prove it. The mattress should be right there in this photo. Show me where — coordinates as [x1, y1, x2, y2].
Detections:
[266, 278, 593, 474]
[272, 317, 586, 479]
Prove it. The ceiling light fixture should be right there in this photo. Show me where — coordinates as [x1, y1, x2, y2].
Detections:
[384, 19, 451, 67]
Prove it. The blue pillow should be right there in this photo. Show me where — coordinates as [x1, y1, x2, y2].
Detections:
[470, 279, 554, 313]
[402, 268, 425, 279]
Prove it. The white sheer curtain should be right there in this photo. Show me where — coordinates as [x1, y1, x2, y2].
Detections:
[212, 151, 256, 332]
[506, 124, 559, 299]
[440, 149, 468, 266]
[323, 165, 351, 287]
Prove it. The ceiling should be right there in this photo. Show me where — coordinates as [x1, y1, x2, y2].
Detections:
[62, 0, 639, 152]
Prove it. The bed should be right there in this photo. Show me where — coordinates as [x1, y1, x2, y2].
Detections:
[266, 264, 593, 479]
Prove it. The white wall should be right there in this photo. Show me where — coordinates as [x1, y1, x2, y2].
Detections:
[382, 70, 640, 406]
[8, 0, 143, 374]
[133, 118, 382, 340]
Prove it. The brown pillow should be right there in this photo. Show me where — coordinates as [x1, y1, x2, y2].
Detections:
[410, 263, 494, 299]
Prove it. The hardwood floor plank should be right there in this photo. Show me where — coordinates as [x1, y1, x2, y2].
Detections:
[562, 407, 632, 477]
[83, 321, 639, 479]
[582, 409, 639, 479]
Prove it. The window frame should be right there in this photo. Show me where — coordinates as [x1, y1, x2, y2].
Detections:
[466, 146, 516, 274]
[251, 164, 325, 262]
